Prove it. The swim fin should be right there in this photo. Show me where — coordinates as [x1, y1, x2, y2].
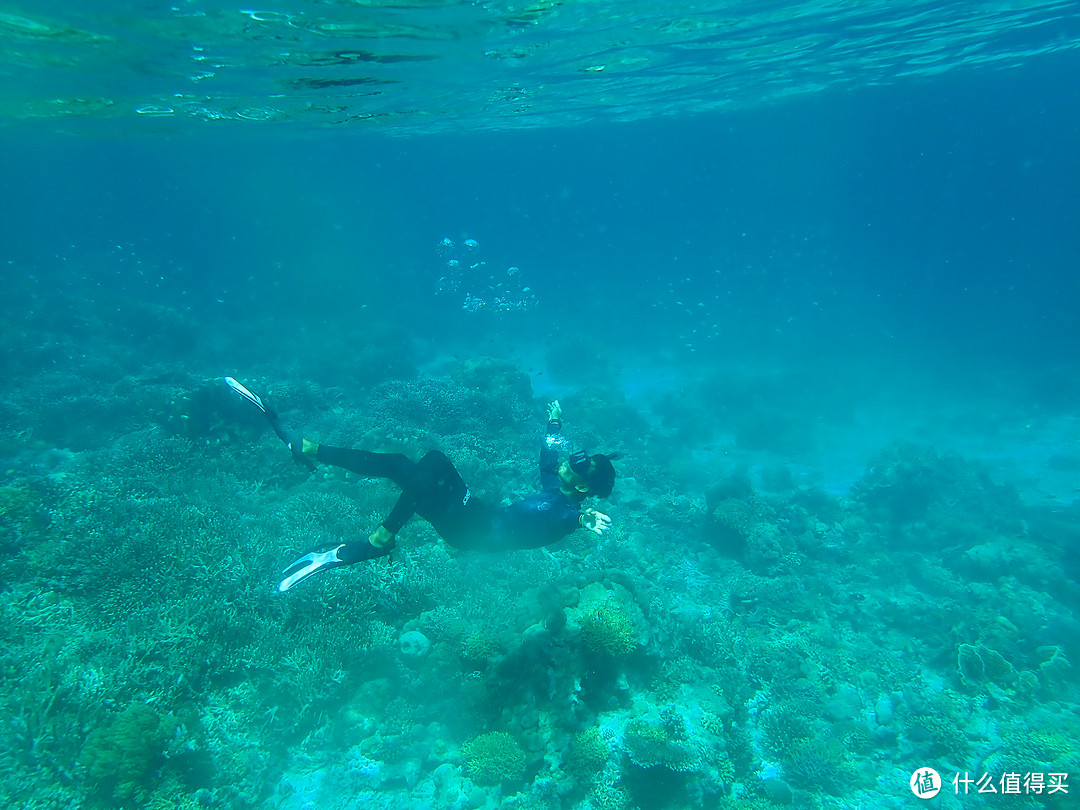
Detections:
[223, 376, 315, 471]
[223, 376, 265, 412]
[279, 545, 346, 592]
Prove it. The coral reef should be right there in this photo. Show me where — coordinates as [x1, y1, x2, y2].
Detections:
[461, 731, 527, 786]
[622, 713, 700, 773]
[80, 703, 179, 802]
[580, 602, 638, 657]
[1, 338, 1077, 810]
[703, 494, 788, 573]
[782, 738, 855, 797]
[565, 727, 610, 778]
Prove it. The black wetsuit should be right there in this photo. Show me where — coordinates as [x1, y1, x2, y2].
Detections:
[319, 420, 581, 558]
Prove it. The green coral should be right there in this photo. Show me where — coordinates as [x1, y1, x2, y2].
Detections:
[654, 656, 699, 702]
[566, 727, 610, 776]
[715, 798, 781, 810]
[1002, 726, 1080, 772]
[979, 645, 1018, 684]
[461, 629, 502, 660]
[461, 731, 526, 785]
[783, 738, 855, 796]
[455, 356, 533, 404]
[622, 710, 700, 772]
[909, 712, 971, 759]
[958, 643, 1019, 687]
[992, 725, 1079, 809]
[0, 483, 50, 546]
[707, 498, 756, 553]
[589, 783, 630, 810]
[80, 703, 177, 801]
[580, 602, 637, 656]
[417, 606, 471, 642]
[705, 496, 785, 569]
[760, 705, 813, 758]
[1037, 645, 1072, 687]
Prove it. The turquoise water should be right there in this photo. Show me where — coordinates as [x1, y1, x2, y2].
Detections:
[3, 0, 1079, 132]
[1, 2, 1078, 809]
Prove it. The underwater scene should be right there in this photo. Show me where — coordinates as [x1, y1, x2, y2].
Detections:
[2, 1, 1079, 809]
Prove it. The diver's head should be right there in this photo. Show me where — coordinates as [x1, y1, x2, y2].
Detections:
[560, 450, 620, 500]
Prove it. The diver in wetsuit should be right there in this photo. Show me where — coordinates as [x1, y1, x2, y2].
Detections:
[223, 379, 618, 592]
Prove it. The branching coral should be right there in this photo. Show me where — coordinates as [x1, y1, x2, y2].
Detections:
[453, 356, 534, 427]
[461, 731, 526, 785]
[704, 496, 785, 570]
[760, 705, 813, 759]
[908, 712, 971, 759]
[417, 606, 471, 643]
[589, 783, 630, 810]
[622, 713, 701, 772]
[706, 498, 756, 556]
[80, 703, 177, 801]
[0, 483, 50, 547]
[782, 738, 854, 796]
[461, 629, 502, 660]
[580, 602, 638, 656]
[565, 727, 611, 777]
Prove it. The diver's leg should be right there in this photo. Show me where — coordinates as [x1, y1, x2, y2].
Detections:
[278, 536, 393, 592]
[279, 453, 475, 590]
[347, 451, 470, 550]
[410, 452, 470, 514]
[318, 488, 414, 582]
[313, 445, 416, 488]
[405, 451, 491, 549]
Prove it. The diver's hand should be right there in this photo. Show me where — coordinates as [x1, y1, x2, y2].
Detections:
[580, 508, 611, 535]
[547, 400, 563, 422]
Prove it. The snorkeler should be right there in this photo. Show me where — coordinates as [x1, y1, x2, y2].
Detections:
[223, 378, 618, 592]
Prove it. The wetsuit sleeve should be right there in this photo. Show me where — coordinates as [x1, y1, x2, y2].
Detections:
[540, 417, 562, 490]
[491, 494, 582, 550]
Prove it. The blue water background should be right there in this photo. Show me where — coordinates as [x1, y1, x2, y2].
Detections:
[4, 53, 1077, 381]
[3, 12, 1080, 810]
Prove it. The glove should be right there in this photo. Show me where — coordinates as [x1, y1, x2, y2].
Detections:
[547, 400, 563, 422]
[580, 508, 612, 535]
